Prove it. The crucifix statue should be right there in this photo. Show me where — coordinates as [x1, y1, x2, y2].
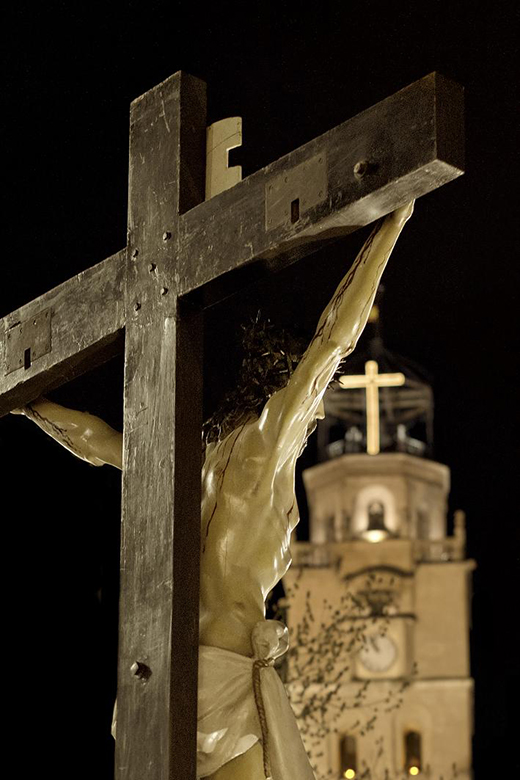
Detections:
[0, 72, 463, 779]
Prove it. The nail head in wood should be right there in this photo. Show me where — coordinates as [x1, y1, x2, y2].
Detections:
[354, 160, 369, 179]
[130, 661, 152, 681]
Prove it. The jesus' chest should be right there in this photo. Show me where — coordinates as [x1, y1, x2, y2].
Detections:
[200, 440, 299, 570]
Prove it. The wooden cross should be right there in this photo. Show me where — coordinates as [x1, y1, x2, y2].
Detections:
[339, 360, 406, 455]
[0, 71, 463, 778]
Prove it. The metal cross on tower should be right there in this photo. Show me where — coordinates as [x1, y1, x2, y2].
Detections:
[339, 360, 406, 454]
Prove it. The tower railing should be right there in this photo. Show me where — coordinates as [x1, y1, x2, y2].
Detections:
[291, 525, 466, 569]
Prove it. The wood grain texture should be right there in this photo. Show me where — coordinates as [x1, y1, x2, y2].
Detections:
[0, 249, 125, 416]
[177, 72, 464, 301]
[117, 71, 206, 780]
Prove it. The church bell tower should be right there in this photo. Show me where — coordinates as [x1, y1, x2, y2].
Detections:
[283, 304, 475, 780]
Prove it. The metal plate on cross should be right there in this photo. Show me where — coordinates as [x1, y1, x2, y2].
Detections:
[265, 153, 328, 231]
[4, 309, 52, 375]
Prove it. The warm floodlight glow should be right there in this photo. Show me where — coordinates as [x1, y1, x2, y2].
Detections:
[344, 770, 356, 779]
[363, 529, 388, 543]
[409, 767, 420, 776]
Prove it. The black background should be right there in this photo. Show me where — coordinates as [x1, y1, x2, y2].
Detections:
[1, 2, 518, 777]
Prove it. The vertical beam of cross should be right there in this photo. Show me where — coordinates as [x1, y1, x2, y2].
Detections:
[116, 73, 207, 780]
[339, 360, 405, 454]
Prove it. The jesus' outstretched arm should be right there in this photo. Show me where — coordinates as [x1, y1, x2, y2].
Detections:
[11, 397, 123, 469]
[261, 201, 414, 456]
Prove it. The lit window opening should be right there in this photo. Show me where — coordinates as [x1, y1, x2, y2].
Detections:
[339, 734, 357, 779]
[404, 730, 422, 776]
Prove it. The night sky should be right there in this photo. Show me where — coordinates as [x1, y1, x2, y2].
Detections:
[2, 3, 518, 777]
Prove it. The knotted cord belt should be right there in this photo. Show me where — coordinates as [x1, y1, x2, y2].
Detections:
[252, 657, 275, 780]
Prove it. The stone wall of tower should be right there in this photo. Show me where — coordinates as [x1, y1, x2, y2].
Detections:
[283, 547, 474, 685]
[283, 452, 475, 780]
[303, 453, 450, 543]
[415, 562, 475, 678]
[292, 679, 474, 779]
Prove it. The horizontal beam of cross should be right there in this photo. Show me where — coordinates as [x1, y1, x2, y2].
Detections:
[0, 72, 462, 418]
[0, 249, 125, 415]
[177, 72, 463, 299]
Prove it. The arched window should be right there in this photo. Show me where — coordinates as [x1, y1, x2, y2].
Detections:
[404, 730, 422, 775]
[339, 734, 357, 778]
[352, 483, 398, 540]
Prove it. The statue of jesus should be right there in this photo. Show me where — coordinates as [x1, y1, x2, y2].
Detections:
[12, 202, 414, 779]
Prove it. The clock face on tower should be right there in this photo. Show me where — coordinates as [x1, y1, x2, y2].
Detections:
[358, 632, 398, 673]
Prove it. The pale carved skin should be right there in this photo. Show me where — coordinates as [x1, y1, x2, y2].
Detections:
[13, 202, 413, 779]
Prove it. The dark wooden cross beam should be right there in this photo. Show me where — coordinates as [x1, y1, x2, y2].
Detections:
[0, 71, 463, 778]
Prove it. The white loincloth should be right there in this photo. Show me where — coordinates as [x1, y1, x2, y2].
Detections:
[112, 620, 315, 779]
[197, 620, 315, 779]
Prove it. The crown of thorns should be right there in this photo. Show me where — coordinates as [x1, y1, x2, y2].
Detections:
[203, 315, 306, 444]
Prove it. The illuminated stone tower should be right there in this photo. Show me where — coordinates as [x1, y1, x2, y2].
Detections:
[283, 308, 475, 780]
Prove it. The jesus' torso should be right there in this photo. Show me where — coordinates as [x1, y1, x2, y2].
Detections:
[199, 386, 308, 657]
